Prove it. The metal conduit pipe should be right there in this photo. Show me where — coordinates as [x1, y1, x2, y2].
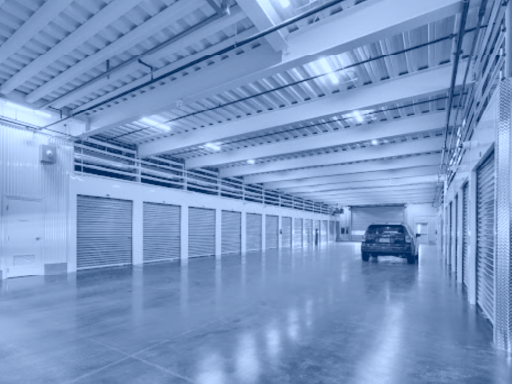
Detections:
[41, 0, 348, 130]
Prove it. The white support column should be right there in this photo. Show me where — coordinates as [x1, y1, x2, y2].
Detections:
[262, 214, 267, 251]
[181, 205, 189, 265]
[241, 209, 247, 255]
[457, 190, 464, 284]
[215, 208, 222, 259]
[132, 200, 143, 265]
[468, 170, 478, 305]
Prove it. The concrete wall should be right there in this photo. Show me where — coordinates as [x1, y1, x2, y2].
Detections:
[68, 175, 334, 272]
[404, 204, 437, 244]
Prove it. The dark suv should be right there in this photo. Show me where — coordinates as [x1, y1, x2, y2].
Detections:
[361, 223, 420, 264]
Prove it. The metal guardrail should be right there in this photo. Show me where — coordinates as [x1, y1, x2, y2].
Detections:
[74, 139, 332, 215]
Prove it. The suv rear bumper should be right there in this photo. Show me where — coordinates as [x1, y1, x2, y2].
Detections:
[361, 243, 413, 256]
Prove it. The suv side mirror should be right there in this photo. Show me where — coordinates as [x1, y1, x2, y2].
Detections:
[416, 233, 421, 237]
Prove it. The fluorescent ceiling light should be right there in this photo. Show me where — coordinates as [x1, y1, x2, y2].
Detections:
[278, 0, 291, 7]
[371, 139, 379, 145]
[205, 143, 221, 151]
[5, 101, 52, 118]
[316, 58, 339, 85]
[139, 117, 171, 131]
[247, 159, 256, 165]
[351, 110, 363, 123]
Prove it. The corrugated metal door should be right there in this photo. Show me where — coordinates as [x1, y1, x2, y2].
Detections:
[462, 183, 469, 290]
[77, 195, 132, 270]
[449, 201, 453, 268]
[454, 195, 459, 279]
[294, 218, 303, 247]
[305, 219, 313, 246]
[476, 152, 495, 323]
[246, 213, 262, 252]
[189, 207, 215, 258]
[329, 221, 335, 241]
[143, 202, 180, 263]
[222, 211, 241, 255]
[282, 217, 292, 248]
[351, 206, 405, 241]
[266, 215, 279, 249]
[321, 220, 328, 243]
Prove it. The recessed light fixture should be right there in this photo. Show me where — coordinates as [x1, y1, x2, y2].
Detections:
[205, 143, 221, 151]
[139, 117, 171, 131]
[316, 57, 339, 85]
[278, 0, 291, 7]
[247, 159, 256, 165]
[5, 101, 52, 118]
[371, 139, 379, 145]
[352, 110, 363, 123]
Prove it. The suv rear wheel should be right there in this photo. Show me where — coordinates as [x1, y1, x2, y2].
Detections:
[362, 252, 370, 261]
[407, 253, 416, 264]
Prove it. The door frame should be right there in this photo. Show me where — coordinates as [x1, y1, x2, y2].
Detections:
[1, 194, 45, 278]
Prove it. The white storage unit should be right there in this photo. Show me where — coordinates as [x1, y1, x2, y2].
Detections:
[266, 215, 279, 249]
[293, 218, 303, 247]
[188, 207, 215, 258]
[476, 152, 495, 324]
[221, 210, 242, 255]
[462, 183, 469, 290]
[143, 202, 180, 263]
[351, 205, 405, 241]
[305, 219, 313, 246]
[321, 220, 328, 243]
[77, 195, 133, 270]
[282, 217, 292, 248]
[246, 213, 262, 252]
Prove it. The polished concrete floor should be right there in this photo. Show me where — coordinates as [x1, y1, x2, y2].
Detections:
[0, 244, 511, 383]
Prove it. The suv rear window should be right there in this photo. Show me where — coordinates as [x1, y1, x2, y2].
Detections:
[366, 225, 405, 235]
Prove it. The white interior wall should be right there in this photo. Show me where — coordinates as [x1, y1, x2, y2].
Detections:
[404, 204, 437, 244]
[68, 175, 334, 273]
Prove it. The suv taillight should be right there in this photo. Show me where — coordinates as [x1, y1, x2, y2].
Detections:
[362, 235, 366, 241]
[405, 235, 412, 243]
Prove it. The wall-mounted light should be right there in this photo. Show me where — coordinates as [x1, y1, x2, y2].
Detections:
[205, 143, 221, 151]
[139, 117, 171, 131]
[247, 159, 256, 165]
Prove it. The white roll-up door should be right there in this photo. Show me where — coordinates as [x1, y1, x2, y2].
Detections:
[293, 218, 303, 247]
[189, 207, 215, 258]
[246, 213, 262, 252]
[77, 195, 132, 270]
[282, 217, 292, 248]
[222, 210, 241, 255]
[305, 219, 313, 246]
[351, 206, 405, 241]
[266, 215, 279, 249]
[476, 152, 495, 324]
[143, 202, 180, 263]
[321, 220, 328, 243]
[454, 195, 459, 279]
[462, 183, 469, 290]
[449, 201, 453, 269]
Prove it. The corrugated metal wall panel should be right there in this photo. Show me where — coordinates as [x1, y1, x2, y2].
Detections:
[476, 152, 495, 324]
[77, 195, 133, 269]
[282, 217, 292, 248]
[449, 201, 453, 269]
[294, 218, 303, 247]
[246, 213, 262, 252]
[0, 124, 72, 266]
[329, 221, 336, 241]
[143, 202, 180, 263]
[189, 207, 215, 258]
[222, 210, 241, 255]
[266, 215, 279, 249]
[462, 183, 469, 290]
[454, 195, 459, 280]
[305, 219, 313, 246]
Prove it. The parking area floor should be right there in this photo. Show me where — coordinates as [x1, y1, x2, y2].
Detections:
[0, 244, 511, 383]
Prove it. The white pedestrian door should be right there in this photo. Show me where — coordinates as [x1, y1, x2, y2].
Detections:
[5, 198, 44, 278]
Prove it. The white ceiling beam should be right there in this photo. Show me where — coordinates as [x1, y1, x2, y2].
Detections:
[48, 7, 248, 109]
[324, 196, 434, 204]
[141, 63, 461, 157]
[23, 0, 205, 104]
[185, 112, 445, 169]
[221, 136, 443, 177]
[89, 0, 464, 142]
[296, 184, 438, 198]
[284, 175, 439, 194]
[0, 0, 142, 96]
[0, 0, 74, 69]
[80, 42, 280, 138]
[246, 153, 441, 184]
[266, 165, 439, 189]
[236, 0, 287, 52]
